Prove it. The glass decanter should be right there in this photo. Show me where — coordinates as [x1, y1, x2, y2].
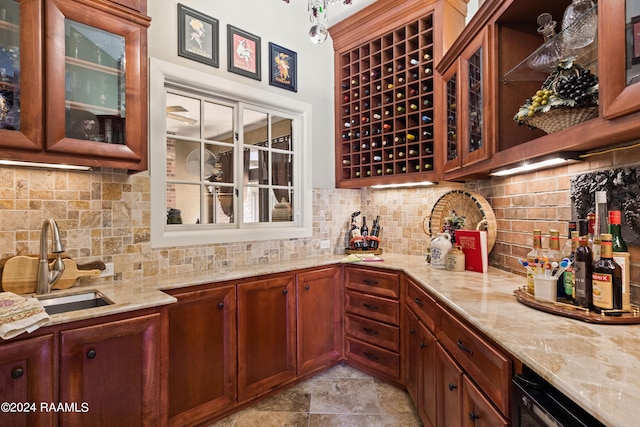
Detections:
[562, 0, 597, 51]
[526, 13, 563, 73]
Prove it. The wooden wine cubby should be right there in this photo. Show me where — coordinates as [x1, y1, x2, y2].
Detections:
[331, 0, 469, 188]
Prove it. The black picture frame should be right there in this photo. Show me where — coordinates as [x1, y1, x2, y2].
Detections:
[268, 43, 297, 92]
[227, 25, 261, 81]
[177, 4, 219, 68]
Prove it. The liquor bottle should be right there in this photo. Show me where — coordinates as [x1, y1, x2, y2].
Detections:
[371, 216, 380, 237]
[592, 233, 623, 315]
[526, 229, 546, 294]
[609, 210, 628, 252]
[563, 230, 579, 303]
[547, 229, 565, 298]
[574, 235, 592, 308]
[593, 191, 608, 261]
[587, 212, 597, 254]
[562, 221, 577, 255]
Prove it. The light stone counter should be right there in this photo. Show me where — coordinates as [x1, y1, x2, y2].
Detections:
[40, 253, 638, 426]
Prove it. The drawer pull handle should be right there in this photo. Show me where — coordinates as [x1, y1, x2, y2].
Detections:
[363, 303, 379, 310]
[218, 302, 224, 309]
[448, 383, 457, 391]
[414, 297, 423, 306]
[86, 349, 97, 359]
[363, 327, 378, 335]
[11, 367, 24, 379]
[282, 288, 288, 295]
[469, 412, 480, 422]
[363, 351, 378, 360]
[363, 279, 378, 285]
[457, 338, 474, 355]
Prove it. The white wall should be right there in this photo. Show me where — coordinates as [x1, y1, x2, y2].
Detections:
[147, 1, 337, 188]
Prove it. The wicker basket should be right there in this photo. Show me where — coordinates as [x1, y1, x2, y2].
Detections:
[522, 106, 598, 134]
[422, 190, 497, 253]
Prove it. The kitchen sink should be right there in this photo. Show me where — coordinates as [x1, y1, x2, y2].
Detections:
[35, 290, 114, 315]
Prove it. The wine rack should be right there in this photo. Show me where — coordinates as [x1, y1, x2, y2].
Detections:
[337, 13, 437, 185]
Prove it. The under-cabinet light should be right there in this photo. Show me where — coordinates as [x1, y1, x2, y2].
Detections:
[0, 160, 93, 171]
[371, 181, 435, 189]
[489, 152, 582, 177]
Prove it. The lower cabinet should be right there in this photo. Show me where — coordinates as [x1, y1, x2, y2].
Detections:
[59, 313, 161, 427]
[296, 266, 342, 377]
[165, 285, 236, 427]
[237, 273, 296, 402]
[436, 342, 464, 427]
[462, 375, 509, 427]
[0, 335, 54, 427]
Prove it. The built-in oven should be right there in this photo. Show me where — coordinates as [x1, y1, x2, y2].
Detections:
[512, 366, 605, 427]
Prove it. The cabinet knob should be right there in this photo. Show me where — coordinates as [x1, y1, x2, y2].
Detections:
[420, 342, 427, 349]
[305, 285, 310, 290]
[448, 383, 457, 391]
[282, 288, 288, 295]
[11, 367, 24, 379]
[86, 349, 97, 359]
[414, 297, 424, 306]
[469, 412, 480, 422]
[218, 302, 224, 309]
[409, 328, 416, 335]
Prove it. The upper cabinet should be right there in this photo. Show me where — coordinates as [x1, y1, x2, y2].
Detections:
[0, 0, 150, 171]
[330, 0, 469, 188]
[438, 0, 640, 180]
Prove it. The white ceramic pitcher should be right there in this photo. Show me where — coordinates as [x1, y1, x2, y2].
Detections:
[430, 233, 452, 270]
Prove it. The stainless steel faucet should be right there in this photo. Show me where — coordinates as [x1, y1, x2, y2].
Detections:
[36, 218, 65, 295]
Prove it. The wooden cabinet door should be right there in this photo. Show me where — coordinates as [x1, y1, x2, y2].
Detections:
[59, 313, 160, 427]
[462, 375, 509, 427]
[417, 322, 436, 427]
[166, 285, 236, 427]
[404, 306, 420, 404]
[237, 274, 296, 402]
[0, 335, 53, 427]
[436, 343, 463, 427]
[296, 266, 342, 377]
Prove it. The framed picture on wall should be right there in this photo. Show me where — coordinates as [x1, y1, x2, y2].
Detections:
[227, 25, 261, 80]
[268, 43, 297, 92]
[177, 4, 219, 67]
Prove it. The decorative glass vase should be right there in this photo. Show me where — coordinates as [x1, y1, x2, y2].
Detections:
[562, 0, 597, 51]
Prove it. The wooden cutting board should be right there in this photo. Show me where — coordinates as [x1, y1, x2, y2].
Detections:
[1, 256, 102, 294]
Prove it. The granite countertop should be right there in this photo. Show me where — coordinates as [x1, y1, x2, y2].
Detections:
[33, 253, 639, 426]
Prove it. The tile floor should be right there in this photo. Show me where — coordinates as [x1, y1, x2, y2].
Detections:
[208, 363, 422, 427]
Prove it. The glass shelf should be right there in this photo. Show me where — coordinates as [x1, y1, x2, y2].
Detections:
[503, 4, 598, 83]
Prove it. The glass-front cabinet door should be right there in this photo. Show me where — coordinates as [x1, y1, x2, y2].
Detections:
[0, 0, 43, 151]
[600, 0, 640, 119]
[45, 0, 148, 169]
[442, 64, 460, 172]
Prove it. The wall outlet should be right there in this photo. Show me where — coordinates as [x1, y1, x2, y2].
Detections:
[320, 239, 331, 249]
[100, 262, 115, 278]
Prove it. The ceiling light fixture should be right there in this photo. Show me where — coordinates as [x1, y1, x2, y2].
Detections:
[283, 0, 352, 44]
[489, 152, 582, 177]
[0, 160, 92, 171]
[371, 181, 435, 189]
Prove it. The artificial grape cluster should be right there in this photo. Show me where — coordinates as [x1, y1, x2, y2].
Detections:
[554, 69, 598, 106]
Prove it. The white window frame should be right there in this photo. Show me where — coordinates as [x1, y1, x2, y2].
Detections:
[149, 58, 312, 248]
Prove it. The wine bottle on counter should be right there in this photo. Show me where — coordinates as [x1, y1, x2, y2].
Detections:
[609, 210, 630, 312]
[548, 229, 565, 298]
[609, 210, 627, 252]
[574, 234, 593, 309]
[592, 233, 623, 315]
[563, 230, 579, 303]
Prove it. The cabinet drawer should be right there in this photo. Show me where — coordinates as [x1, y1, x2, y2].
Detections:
[345, 267, 400, 299]
[406, 279, 438, 333]
[437, 306, 511, 415]
[345, 290, 399, 325]
[345, 313, 400, 352]
[345, 337, 400, 380]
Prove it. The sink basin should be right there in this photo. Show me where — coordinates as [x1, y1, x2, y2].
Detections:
[35, 290, 114, 315]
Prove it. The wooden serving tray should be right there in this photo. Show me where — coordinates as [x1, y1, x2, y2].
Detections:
[513, 287, 640, 324]
[345, 248, 383, 255]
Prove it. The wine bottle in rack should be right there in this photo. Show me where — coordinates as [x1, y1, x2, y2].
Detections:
[373, 128, 381, 135]
[371, 71, 379, 79]
[397, 151, 405, 158]
[387, 83, 394, 89]
[412, 73, 419, 80]
[422, 115, 432, 122]
[394, 136, 405, 143]
[342, 83, 348, 89]
[409, 88, 418, 96]
[409, 149, 418, 156]
[406, 133, 416, 141]
[361, 142, 369, 149]
[361, 115, 370, 123]
[342, 159, 351, 165]
[424, 53, 431, 61]
[397, 106, 406, 113]
[410, 104, 418, 110]
[397, 64, 404, 71]
[343, 95, 349, 102]
[355, 171, 361, 177]
[373, 113, 381, 120]
[376, 168, 382, 175]
[386, 167, 393, 174]
[424, 67, 432, 75]
[383, 123, 392, 131]
[410, 58, 419, 65]
[376, 84, 382, 91]
[398, 77, 405, 84]
[373, 155, 382, 161]
[396, 92, 405, 99]
[351, 78, 358, 85]
[423, 130, 432, 137]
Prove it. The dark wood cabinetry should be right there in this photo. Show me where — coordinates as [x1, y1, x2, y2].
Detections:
[237, 274, 296, 402]
[59, 313, 160, 426]
[165, 285, 236, 427]
[0, 335, 54, 427]
[330, 0, 468, 187]
[0, 0, 149, 171]
[436, 342, 463, 427]
[296, 266, 343, 376]
[344, 265, 402, 383]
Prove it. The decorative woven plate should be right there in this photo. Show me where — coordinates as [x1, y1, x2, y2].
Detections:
[422, 189, 497, 253]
